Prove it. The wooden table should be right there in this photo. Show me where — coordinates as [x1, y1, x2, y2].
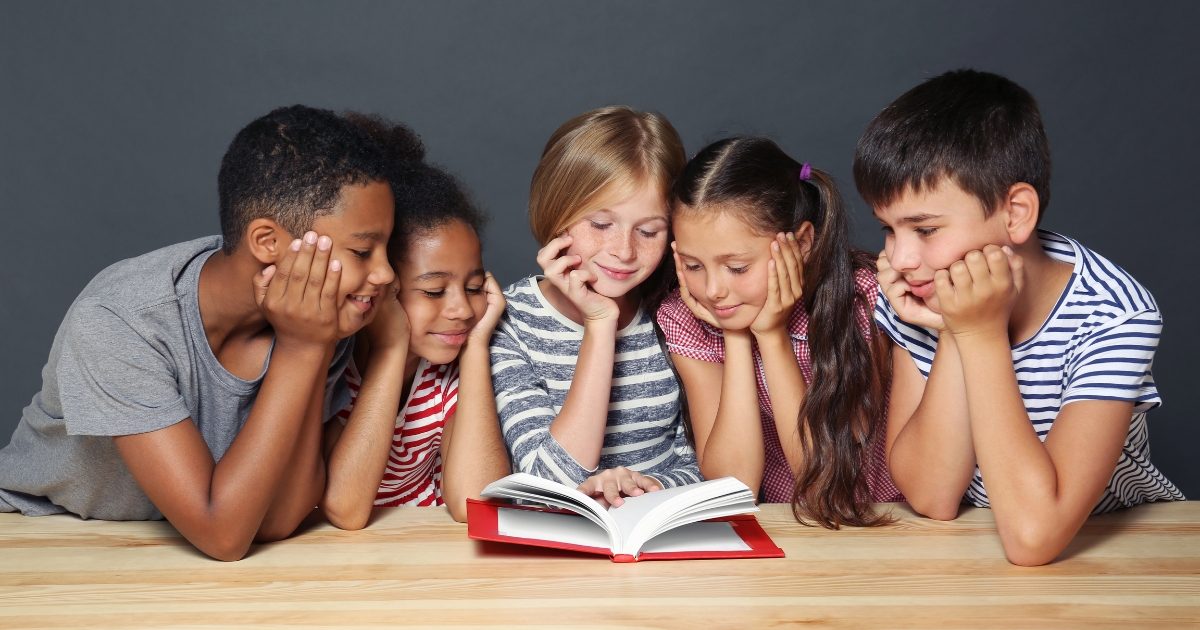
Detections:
[1, 502, 1197, 628]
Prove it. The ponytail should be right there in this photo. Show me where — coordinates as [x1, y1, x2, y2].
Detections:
[673, 137, 893, 528]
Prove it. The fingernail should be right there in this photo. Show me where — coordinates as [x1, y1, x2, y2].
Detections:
[330, 259, 341, 271]
[772, 241, 780, 251]
[305, 232, 317, 244]
[263, 265, 275, 275]
[318, 236, 331, 250]
[787, 232, 795, 241]
[290, 239, 301, 251]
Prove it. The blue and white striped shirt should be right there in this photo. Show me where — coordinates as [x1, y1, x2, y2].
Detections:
[876, 231, 1183, 513]
[489, 277, 701, 488]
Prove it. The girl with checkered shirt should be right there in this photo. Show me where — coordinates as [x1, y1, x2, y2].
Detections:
[657, 137, 902, 528]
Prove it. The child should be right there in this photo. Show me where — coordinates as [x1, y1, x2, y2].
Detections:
[860, 69, 1183, 565]
[489, 106, 701, 507]
[321, 117, 510, 525]
[658, 137, 902, 528]
[0, 106, 397, 560]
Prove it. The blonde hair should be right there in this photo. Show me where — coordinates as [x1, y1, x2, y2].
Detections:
[528, 107, 685, 246]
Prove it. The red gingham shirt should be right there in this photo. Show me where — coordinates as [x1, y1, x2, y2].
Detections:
[656, 267, 903, 504]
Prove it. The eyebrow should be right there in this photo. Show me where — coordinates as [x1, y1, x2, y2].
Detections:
[348, 230, 387, 242]
[893, 213, 943, 225]
[413, 271, 453, 282]
[676, 249, 751, 263]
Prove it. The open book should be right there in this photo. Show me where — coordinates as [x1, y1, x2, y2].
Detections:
[466, 473, 784, 562]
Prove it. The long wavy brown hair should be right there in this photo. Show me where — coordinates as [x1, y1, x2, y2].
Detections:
[672, 137, 893, 529]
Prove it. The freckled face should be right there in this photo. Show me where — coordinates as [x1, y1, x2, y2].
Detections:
[874, 181, 1010, 313]
[397, 221, 488, 366]
[562, 183, 670, 299]
[673, 209, 775, 331]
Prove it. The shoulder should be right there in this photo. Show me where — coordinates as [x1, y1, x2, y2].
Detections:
[1052, 232, 1158, 316]
[73, 237, 221, 317]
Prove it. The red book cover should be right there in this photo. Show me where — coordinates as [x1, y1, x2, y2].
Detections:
[466, 498, 785, 562]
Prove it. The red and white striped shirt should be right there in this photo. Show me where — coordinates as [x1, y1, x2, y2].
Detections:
[655, 267, 903, 504]
[335, 358, 460, 507]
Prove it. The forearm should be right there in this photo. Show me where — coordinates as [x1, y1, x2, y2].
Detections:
[200, 341, 330, 554]
[548, 318, 618, 469]
[321, 346, 407, 530]
[441, 341, 511, 522]
[955, 333, 1070, 559]
[889, 335, 976, 518]
[257, 354, 331, 540]
[754, 330, 807, 472]
[700, 331, 766, 494]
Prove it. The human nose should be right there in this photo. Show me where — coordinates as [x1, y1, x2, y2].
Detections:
[889, 234, 921, 273]
[704, 271, 726, 303]
[443, 288, 474, 322]
[608, 228, 635, 262]
[368, 252, 396, 287]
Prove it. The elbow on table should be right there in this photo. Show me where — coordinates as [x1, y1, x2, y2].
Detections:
[905, 493, 962, 522]
[321, 500, 370, 531]
[193, 531, 254, 562]
[1000, 521, 1069, 567]
[447, 499, 469, 523]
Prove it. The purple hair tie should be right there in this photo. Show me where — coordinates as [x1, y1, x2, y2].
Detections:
[799, 163, 812, 181]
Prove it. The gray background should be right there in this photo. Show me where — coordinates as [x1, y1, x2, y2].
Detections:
[3, 1, 1197, 495]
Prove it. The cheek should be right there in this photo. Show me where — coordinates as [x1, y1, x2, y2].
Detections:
[739, 267, 770, 306]
[467, 294, 487, 324]
[398, 296, 436, 336]
[564, 226, 602, 260]
[336, 259, 369, 295]
[636, 236, 667, 268]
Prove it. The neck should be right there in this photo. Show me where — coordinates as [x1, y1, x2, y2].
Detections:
[1007, 233, 1074, 344]
[198, 250, 272, 350]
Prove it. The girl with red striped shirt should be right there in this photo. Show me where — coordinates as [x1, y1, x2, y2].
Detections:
[320, 118, 509, 526]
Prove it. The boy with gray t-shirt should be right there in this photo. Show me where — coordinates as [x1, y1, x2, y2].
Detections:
[0, 106, 399, 561]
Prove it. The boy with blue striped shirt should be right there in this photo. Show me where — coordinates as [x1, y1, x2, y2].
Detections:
[858, 70, 1182, 566]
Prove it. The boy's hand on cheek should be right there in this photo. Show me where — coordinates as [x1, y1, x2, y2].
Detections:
[878, 251, 945, 331]
[934, 245, 1024, 341]
[365, 278, 410, 353]
[255, 232, 342, 350]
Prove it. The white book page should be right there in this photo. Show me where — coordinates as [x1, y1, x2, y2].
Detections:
[637, 521, 751, 554]
[496, 508, 612, 552]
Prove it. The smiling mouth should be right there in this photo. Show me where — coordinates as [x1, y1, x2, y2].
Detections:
[348, 294, 375, 313]
[596, 264, 637, 281]
[712, 304, 741, 318]
[431, 331, 469, 346]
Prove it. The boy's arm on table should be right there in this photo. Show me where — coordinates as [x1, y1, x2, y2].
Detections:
[321, 278, 410, 530]
[114, 234, 343, 561]
[256, 344, 334, 539]
[440, 272, 510, 522]
[937, 245, 1129, 565]
[877, 250, 976, 519]
[886, 337, 976, 519]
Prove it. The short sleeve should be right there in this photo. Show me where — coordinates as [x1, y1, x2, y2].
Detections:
[57, 302, 190, 437]
[1063, 310, 1162, 413]
[655, 291, 725, 364]
[873, 290, 939, 378]
[323, 336, 354, 423]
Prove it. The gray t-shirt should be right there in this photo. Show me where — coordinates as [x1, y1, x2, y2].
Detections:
[0, 236, 352, 520]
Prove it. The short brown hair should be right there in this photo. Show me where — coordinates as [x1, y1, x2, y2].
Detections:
[528, 107, 685, 245]
[853, 69, 1052, 222]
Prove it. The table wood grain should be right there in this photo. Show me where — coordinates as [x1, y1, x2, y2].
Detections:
[1, 501, 1197, 628]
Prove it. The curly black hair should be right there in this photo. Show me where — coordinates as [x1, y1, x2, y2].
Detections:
[346, 114, 487, 262]
[217, 105, 391, 254]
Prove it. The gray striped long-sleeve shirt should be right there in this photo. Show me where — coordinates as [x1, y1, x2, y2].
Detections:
[489, 276, 701, 488]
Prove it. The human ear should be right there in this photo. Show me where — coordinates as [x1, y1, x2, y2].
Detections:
[245, 218, 294, 265]
[1002, 183, 1040, 245]
[794, 221, 816, 262]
